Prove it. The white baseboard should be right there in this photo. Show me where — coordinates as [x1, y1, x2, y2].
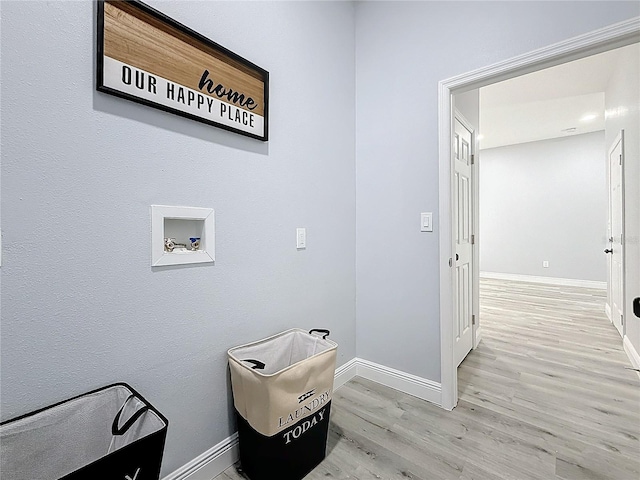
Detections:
[473, 326, 483, 349]
[163, 357, 440, 480]
[605, 303, 612, 322]
[334, 357, 358, 391]
[355, 358, 442, 407]
[162, 433, 239, 480]
[623, 336, 640, 373]
[480, 271, 607, 290]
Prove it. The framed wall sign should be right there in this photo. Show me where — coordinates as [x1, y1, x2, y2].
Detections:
[97, 1, 269, 141]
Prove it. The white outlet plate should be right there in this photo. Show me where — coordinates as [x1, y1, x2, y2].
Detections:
[543, 261, 549, 268]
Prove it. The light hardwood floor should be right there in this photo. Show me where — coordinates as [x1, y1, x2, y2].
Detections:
[220, 279, 640, 479]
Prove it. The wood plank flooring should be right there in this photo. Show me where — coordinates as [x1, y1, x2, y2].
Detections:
[219, 279, 640, 479]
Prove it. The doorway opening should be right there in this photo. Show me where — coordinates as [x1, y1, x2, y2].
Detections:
[438, 18, 639, 410]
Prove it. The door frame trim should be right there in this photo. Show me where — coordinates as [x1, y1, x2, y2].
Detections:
[438, 16, 640, 411]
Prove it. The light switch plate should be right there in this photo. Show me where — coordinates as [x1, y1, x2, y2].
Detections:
[296, 228, 306, 249]
[420, 212, 433, 232]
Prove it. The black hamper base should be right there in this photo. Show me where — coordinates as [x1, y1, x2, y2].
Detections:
[236, 401, 332, 480]
[60, 429, 167, 480]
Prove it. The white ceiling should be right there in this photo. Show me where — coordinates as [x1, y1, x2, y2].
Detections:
[478, 43, 639, 150]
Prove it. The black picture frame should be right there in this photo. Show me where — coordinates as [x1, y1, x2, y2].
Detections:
[96, 0, 269, 141]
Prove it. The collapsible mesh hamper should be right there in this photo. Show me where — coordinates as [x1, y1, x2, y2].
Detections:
[0, 383, 168, 480]
[228, 328, 338, 480]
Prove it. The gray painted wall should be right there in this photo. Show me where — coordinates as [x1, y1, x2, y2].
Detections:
[478, 132, 607, 282]
[604, 44, 640, 357]
[3, 0, 640, 476]
[0, 1, 355, 475]
[355, 1, 639, 382]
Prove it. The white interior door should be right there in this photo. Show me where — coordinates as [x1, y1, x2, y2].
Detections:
[607, 132, 625, 337]
[454, 115, 474, 367]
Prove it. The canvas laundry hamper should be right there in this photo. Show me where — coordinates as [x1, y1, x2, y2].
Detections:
[0, 383, 168, 480]
[228, 328, 338, 480]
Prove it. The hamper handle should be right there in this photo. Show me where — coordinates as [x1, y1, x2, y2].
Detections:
[112, 395, 150, 435]
[242, 359, 266, 370]
[309, 329, 330, 339]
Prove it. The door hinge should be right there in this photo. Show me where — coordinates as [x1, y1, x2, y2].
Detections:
[449, 258, 453, 267]
[471, 154, 475, 165]
[471, 234, 475, 245]
[621, 314, 624, 326]
[620, 154, 623, 165]
[472, 314, 476, 326]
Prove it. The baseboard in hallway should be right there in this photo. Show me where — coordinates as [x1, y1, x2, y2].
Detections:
[480, 271, 607, 290]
